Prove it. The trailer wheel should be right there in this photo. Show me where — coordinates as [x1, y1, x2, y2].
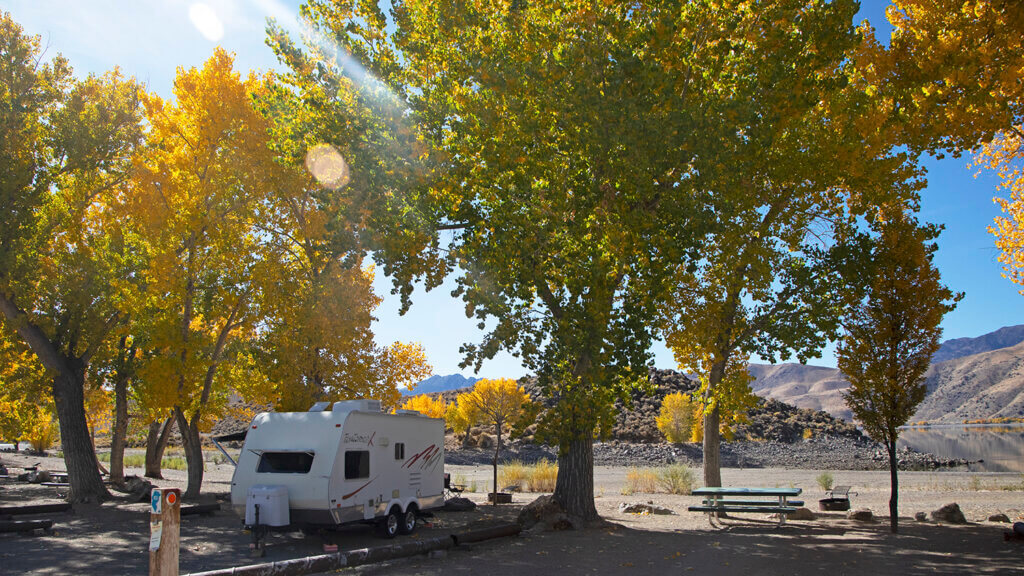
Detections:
[379, 508, 400, 539]
[398, 505, 418, 535]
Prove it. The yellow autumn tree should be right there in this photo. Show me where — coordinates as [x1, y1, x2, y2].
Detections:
[976, 128, 1024, 292]
[655, 392, 698, 444]
[839, 213, 961, 533]
[463, 378, 530, 501]
[253, 55, 433, 414]
[445, 391, 479, 442]
[123, 48, 280, 499]
[399, 394, 446, 419]
[0, 327, 49, 446]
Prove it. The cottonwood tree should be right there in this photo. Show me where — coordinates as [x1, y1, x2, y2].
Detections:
[289, 0, 718, 523]
[0, 12, 145, 501]
[124, 49, 280, 499]
[839, 213, 961, 534]
[855, 2, 1024, 289]
[255, 66, 434, 412]
[655, 0, 923, 488]
[462, 378, 530, 503]
[977, 129, 1024, 292]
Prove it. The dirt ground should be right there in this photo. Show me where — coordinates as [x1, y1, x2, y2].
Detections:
[1, 451, 1022, 575]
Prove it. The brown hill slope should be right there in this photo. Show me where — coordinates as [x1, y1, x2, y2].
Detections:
[748, 336, 1024, 424]
[746, 363, 853, 421]
[911, 340, 1024, 423]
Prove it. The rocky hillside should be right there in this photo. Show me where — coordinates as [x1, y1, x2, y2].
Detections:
[911, 340, 1024, 423]
[428, 368, 862, 445]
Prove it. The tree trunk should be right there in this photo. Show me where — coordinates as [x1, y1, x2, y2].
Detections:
[887, 440, 899, 534]
[702, 406, 722, 487]
[145, 417, 173, 479]
[553, 435, 598, 523]
[107, 372, 130, 484]
[492, 422, 501, 505]
[52, 367, 110, 502]
[175, 408, 205, 500]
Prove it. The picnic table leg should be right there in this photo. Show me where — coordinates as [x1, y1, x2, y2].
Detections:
[779, 497, 787, 527]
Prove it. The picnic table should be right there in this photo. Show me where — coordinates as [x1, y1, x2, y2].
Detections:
[689, 486, 803, 527]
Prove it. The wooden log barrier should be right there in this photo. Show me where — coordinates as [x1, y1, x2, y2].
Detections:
[0, 502, 72, 516]
[0, 519, 53, 533]
[149, 488, 182, 576]
[180, 504, 220, 517]
[185, 522, 523, 576]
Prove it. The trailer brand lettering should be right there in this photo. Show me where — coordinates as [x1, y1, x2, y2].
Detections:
[343, 432, 371, 444]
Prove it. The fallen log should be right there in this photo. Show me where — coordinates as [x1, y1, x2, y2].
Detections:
[0, 519, 53, 533]
[186, 535, 456, 576]
[0, 503, 72, 516]
[181, 504, 220, 517]
[185, 522, 524, 576]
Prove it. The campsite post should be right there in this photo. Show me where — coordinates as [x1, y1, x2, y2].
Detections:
[149, 487, 181, 576]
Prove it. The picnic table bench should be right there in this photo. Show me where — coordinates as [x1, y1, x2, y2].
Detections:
[689, 487, 802, 527]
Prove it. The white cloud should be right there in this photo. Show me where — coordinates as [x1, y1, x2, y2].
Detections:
[189, 2, 224, 42]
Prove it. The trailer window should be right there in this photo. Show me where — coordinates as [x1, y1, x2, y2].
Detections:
[344, 450, 370, 479]
[257, 451, 314, 474]
[395, 443, 405, 460]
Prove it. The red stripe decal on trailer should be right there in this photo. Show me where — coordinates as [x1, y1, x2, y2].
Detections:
[403, 444, 436, 468]
[367, 431, 375, 447]
[342, 475, 378, 500]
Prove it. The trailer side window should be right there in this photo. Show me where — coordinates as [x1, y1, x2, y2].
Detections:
[344, 450, 370, 479]
[394, 443, 405, 460]
[257, 451, 314, 474]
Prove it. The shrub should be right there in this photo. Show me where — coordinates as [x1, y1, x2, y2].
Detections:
[528, 460, 558, 492]
[622, 467, 658, 495]
[802, 428, 813, 440]
[656, 392, 697, 443]
[816, 471, 834, 491]
[657, 464, 695, 495]
[26, 413, 57, 453]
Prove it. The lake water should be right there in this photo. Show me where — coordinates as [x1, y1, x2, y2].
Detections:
[898, 424, 1024, 473]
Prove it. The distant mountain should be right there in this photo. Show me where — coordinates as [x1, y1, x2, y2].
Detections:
[404, 374, 480, 396]
[747, 363, 853, 421]
[932, 324, 1024, 364]
[911, 340, 1024, 423]
[748, 325, 1024, 423]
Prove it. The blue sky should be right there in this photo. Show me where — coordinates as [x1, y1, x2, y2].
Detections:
[5, 0, 1022, 379]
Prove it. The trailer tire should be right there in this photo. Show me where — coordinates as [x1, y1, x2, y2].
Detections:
[379, 508, 400, 539]
[398, 504, 418, 535]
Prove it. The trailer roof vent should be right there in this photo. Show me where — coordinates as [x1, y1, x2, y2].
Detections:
[308, 402, 331, 412]
[395, 409, 422, 416]
[332, 399, 382, 413]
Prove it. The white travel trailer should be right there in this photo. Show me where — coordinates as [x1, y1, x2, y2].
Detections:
[230, 399, 445, 538]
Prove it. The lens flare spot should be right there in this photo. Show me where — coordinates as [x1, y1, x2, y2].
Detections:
[305, 144, 350, 189]
[189, 3, 224, 42]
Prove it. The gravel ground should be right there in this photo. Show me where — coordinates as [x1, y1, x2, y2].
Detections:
[1, 444, 1021, 576]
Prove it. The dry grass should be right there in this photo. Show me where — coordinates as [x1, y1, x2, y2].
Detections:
[622, 467, 658, 494]
[529, 459, 558, 492]
[498, 459, 558, 492]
